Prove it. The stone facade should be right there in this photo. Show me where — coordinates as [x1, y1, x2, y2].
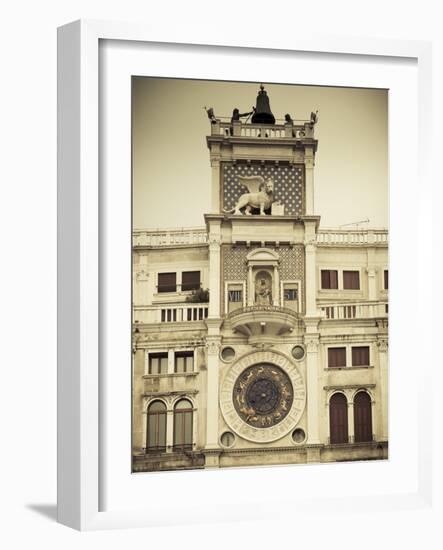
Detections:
[132, 98, 388, 472]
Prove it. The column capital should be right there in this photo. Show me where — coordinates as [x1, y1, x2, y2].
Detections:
[305, 336, 320, 353]
[209, 236, 221, 246]
[206, 340, 220, 356]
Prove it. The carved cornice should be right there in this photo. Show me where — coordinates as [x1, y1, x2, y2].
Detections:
[323, 383, 376, 391]
[142, 389, 199, 398]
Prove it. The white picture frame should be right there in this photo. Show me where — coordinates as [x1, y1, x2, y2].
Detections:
[57, 19, 436, 532]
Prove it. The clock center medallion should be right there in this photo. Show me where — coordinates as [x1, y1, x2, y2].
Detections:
[233, 363, 293, 428]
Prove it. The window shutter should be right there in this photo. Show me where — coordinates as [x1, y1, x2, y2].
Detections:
[328, 347, 347, 368]
[158, 272, 176, 292]
[352, 346, 370, 366]
[182, 271, 201, 291]
[321, 270, 338, 289]
[343, 270, 360, 290]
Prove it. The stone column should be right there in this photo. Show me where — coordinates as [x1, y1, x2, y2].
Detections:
[305, 335, 321, 445]
[205, 336, 221, 448]
[134, 260, 149, 307]
[377, 338, 389, 441]
[304, 147, 315, 215]
[204, 219, 222, 466]
[367, 268, 377, 300]
[304, 241, 318, 316]
[166, 408, 174, 453]
[210, 158, 220, 213]
[248, 266, 254, 306]
[167, 349, 174, 375]
[348, 400, 355, 443]
[371, 399, 377, 442]
[208, 222, 222, 318]
[273, 265, 280, 306]
[132, 347, 145, 452]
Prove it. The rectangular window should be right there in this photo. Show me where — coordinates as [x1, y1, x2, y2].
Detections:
[158, 272, 176, 293]
[328, 347, 347, 368]
[227, 284, 244, 313]
[321, 270, 338, 289]
[352, 346, 370, 367]
[283, 288, 297, 301]
[174, 351, 194, 373]
[181, 271, 201, 292]
[228, 290, 243, 302]
[149, 352, 168, 374]
[343, 270, 360, 290]
[384, 270, 389, 290]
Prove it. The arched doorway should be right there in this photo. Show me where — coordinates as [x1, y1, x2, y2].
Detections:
[146, 400, 167, 452]
[329, 393, 348, 444]
[173, 399, 193, 451]
[354, 391, 373, 442]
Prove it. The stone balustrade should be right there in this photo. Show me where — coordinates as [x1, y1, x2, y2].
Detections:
[227, 304, 300, 320]
[133, 228, 388, 248]
[134, 303, 209, 324]
[133, 227, 208, 247]
[211, 120, 313, 139]
[320, 301, 388, 320]
[316, 229, 388, 246]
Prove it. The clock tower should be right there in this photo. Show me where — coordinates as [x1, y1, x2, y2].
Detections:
[204, 85, 322, 463]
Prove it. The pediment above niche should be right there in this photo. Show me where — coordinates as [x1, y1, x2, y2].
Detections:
[246, 248, 280, 264]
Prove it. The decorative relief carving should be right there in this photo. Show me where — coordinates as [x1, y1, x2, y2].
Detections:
[209, 235, 221, 245]
[206, 340, 220, 356]
[223, 176, 275, 216]
[233, 364, 293, 428]
[254, 271, 273, 305]
[222, 162, 304, 216]
[220, 350, 306, 443]
[135, 269, 149, 281]
[377, 339, 388, 352]
[305, 338, 319, 353]
[222, 244, 304, 310]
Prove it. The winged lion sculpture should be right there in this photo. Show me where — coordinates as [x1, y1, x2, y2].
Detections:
[223, 175, 274, 216]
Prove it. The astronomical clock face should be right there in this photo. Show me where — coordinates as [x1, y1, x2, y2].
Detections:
[220, 350, 306, 443]
[233, 364, 293, 428]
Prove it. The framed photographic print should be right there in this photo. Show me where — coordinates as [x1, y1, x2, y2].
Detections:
[58, 20, 435, 532]
[131, 76, 388, 474]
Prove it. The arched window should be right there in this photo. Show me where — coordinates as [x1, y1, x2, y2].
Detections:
[329, 393, 348, 444]
[146, 400, 167, 452]
[173, 399, 193, 451]
[354, 391, 373, 442]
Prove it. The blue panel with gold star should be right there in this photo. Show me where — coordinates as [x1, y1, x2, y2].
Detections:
[222, 163, 304, 216]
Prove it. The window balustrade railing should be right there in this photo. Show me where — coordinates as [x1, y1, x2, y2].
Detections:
[133, 227, 208, 247]
[317, 229, 388, 246]
[134, 303, 209, 324]
[212, 120, 312, 139]
[227, 304, 300, 319]
[320, 301, 388, 320]
[133, 227, 388, 249]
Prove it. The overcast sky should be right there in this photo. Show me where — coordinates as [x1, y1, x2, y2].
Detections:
[133, 78, 388, 229]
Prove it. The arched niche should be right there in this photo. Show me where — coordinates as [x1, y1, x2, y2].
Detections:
[246, 248, 280, 306]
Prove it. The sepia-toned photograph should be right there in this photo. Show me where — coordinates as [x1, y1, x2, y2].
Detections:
[131, 78, 388, 473]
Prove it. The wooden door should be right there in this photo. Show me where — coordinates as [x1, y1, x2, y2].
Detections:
[329, 393, 348, 444]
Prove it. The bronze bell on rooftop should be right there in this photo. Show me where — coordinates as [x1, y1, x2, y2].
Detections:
[251, 84, 275, 125]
